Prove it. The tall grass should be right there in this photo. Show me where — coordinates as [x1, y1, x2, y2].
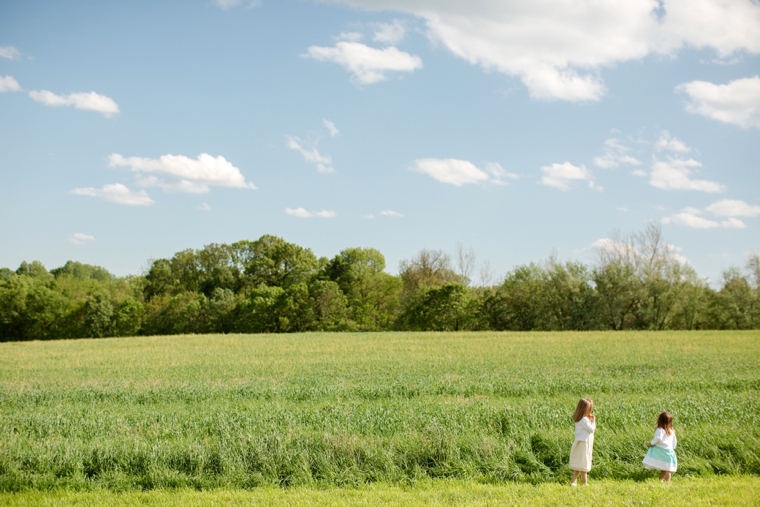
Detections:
[1, 331, 758, 491]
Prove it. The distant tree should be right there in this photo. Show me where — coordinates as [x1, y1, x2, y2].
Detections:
[401, 282, 478, 331]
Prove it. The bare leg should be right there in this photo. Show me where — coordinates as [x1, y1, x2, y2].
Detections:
[665, 471, 671, 482]
[581, 471, 588, 485]
[571, 470, 579, 485]
[659, 471, 667, 481]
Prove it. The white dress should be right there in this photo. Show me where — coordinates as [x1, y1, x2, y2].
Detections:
[569, 416, 596, 472]
[643, 428, 678, 472]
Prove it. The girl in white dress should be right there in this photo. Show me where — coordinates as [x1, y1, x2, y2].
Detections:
[643, 411, 678, 481]
[569, 398, 596, 486]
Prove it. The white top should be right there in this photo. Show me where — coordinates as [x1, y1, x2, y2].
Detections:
[650, 428, 677, 450]
[574, 416, 596, 442]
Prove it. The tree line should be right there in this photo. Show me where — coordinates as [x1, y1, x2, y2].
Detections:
[1, 225, 758, 341]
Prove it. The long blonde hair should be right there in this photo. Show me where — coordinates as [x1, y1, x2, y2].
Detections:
[572, 398, 594, 423]
[656, 411, 674, 435]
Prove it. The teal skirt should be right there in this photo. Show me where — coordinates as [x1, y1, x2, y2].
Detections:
[643, 445, 677, 472]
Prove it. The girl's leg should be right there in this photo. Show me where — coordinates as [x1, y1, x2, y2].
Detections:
[581, 471, 588, 485]
[659, 471, 667, 481]
[571, 470, 579, 485]
[665, 471, 671, 482]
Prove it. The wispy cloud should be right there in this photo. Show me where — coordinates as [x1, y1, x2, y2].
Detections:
[540, 162, 600, 191]
[373, 20, 406, 45]
[0, 46, 21, 60]
[305, 41, 422, 85]
[380, 210, 403, 217]
[411, 158, 516, 187]
[661, 207, 746, 229]
[213, 0, 261, 9]
[71, 184, 154, 206]
[676, 76, 760, 129]
[197, 203, 212, 211]
[68, 233, 96, 245]
[109, 153, 256, 193]
[0, 76, 20, 93]
[593, 138, 641, 169]
[286, 135, 334, 173]
[285, 207, 336, 218]
[29, 90, 120, 117]
[323, 118, 339, 137]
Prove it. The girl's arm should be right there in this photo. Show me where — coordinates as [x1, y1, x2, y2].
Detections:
[650, 428, 664, 446]
[581, 416, 596, 433]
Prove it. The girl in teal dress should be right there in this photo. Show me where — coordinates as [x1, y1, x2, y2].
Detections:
[643, 411, 678, 481]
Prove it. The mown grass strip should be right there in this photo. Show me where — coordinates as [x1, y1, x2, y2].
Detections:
[2, 477, 759, 507]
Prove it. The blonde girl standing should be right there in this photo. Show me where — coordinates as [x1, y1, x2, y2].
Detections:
[643, 411, 678, 481]
[569, 398, 596, 486]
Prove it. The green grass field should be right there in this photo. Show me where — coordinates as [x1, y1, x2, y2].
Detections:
[1, 331, 759, 504]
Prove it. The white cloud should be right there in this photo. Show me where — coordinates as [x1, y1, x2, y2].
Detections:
[198, 203, 212, 211]
[380, 210, 403, 217]
[632, 169, 648, 177]
[287, 135, 334, 173]
[71, 184, 154, 206]
[325, 0, 760, 101]
[0, 76, 20, 93]
[662, 211, 720, 229]
[214, 0, 261, 9]
[411, 158, 510, 186]
[323, 118, 340, 137]
[705, 199, 760, 217]
[540, 162, 598, 191]
[363, 214, 375, 219]
[285, 207, 337, 218]
[109, 153, 255, 194]
[305, 41, 422, 84]
[676, 76, 760, 128]
[373, 20, 406, 45]
[617, 206, 629, 212]
[28, 90, 120, 117]
[655, 131, 691, 153]
[337, 31, 364, 42]
[484, 162, 520, 185]
[649, 157, 725, 193]
[68, 233, 96, 245]
[0, 46, 21, 60]
[593, 138, 641, 169]
[721, 217, 747, 229]
[661, 207, 748, 229]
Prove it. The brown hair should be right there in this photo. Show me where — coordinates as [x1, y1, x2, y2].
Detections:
[656, 411, 674, 435]
[572, 398, 594, 423]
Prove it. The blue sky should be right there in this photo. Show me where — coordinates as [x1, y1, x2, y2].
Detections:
[1, 0, 758, 284]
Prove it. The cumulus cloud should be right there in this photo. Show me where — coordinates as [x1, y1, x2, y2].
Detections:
[593, 138, 641, 169]
[285, 207, 337, 218]
[305, 41, 422, 84]
[323, 118, 340, 137]
[411, 158, 514, 186]
[109, 153, 255, 194]
[380, 210, 403, 217]
[649, 157, 725, 193]
[661, 207, 747, 229]
[29, 90, 120, 117]
[71, 184, 154, 206]
[0, 46, 21, 60]
[540, 162, 599, 191]
[68, 233, 96, 245]
[324, 0, 760, 101]
[287, 136, 334, 173]
[373, 20, 406, 45]
[0, 76, 20, 93]
[705, 199, 760, 217]
[676, 76, 760, 128]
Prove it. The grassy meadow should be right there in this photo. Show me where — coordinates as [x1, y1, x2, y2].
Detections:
[0, 331, 759, 496]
